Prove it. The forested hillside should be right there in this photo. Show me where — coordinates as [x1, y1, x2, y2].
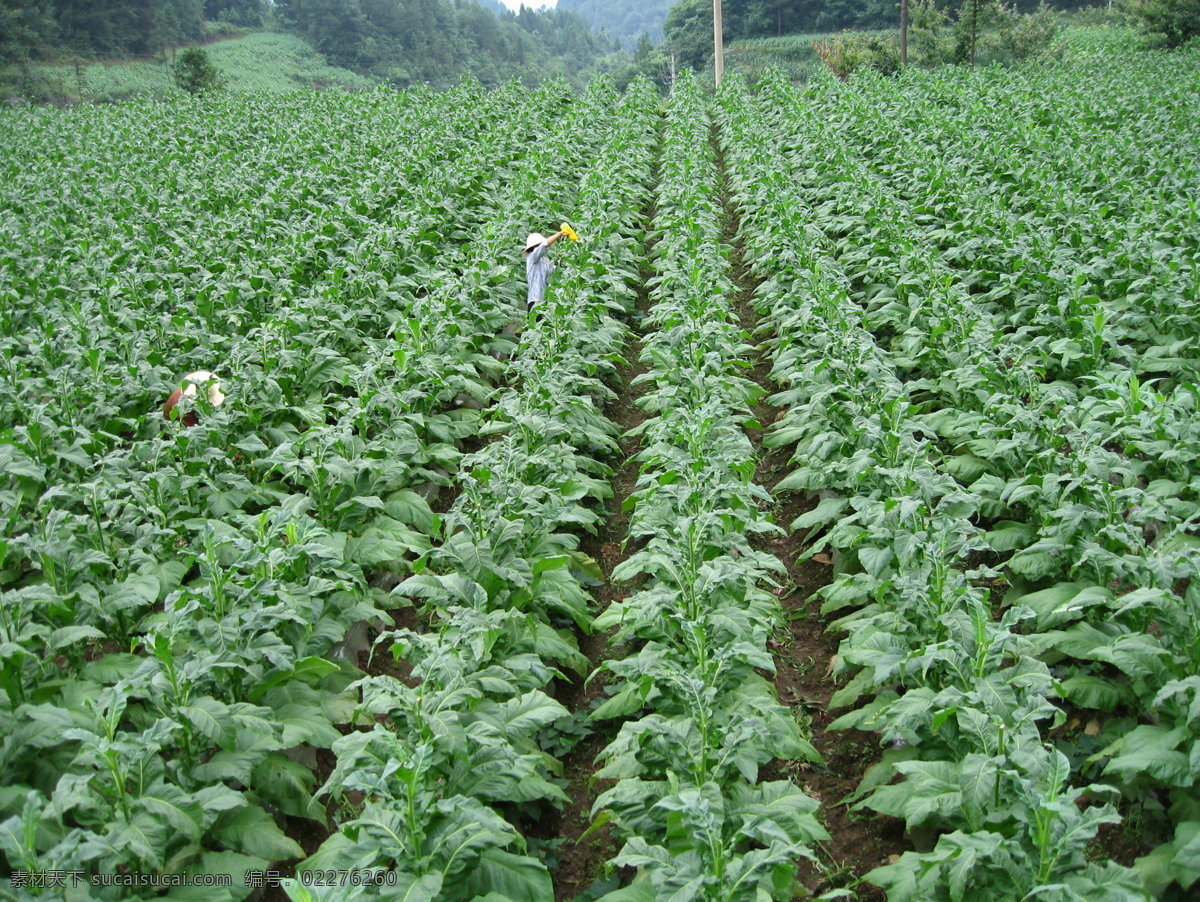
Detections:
[275, 0, 615, 87]
[0, 0, 250, 60]
[0, 0, 620, 97]
[558, 0, 675, 45]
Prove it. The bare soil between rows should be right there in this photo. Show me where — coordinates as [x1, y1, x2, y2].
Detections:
[545, 265, 656, 902]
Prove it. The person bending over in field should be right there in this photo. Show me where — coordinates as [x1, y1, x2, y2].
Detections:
[523, 229, 568, 310]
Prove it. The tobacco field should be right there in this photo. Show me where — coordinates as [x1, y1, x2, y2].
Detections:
[2, 31, 1199, 902]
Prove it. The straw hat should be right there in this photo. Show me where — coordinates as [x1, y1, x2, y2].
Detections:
[524, 232, 546, 251]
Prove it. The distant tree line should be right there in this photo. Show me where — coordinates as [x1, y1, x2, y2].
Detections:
[1, 0, 620, 92]
[0, 0, 266, 62]
[273, 0, 618, 87]
[558, 0, 675, 46]
[561, 0, 910, 52]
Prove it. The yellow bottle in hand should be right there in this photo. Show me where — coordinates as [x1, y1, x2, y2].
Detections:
[560, 223, 579, 242]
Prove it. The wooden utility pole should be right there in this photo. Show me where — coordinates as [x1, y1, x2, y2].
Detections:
[969, 0, 980, 68]
[713, 0, 724, 88]
[900, 0, 908, 66]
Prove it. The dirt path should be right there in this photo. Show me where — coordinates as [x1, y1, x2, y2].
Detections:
[710, 120, 906, 900]
[549, 322, 651, 901]
[548, 180, 660, 902]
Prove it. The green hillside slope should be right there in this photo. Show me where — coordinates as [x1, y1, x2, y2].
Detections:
[33, 33, 376, 103]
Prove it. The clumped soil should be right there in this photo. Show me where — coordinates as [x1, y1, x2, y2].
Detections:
[763, 533, 907, 900]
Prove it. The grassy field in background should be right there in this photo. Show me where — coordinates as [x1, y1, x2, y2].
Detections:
[725, 32, 836, 82]
[38, 32, 377, 102]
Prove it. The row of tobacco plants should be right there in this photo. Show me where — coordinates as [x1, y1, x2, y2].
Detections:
[0, 76, 630, 900]
[718, 34, 1199, 902]
[582, 72, 828, 901]
[282, 77, 661, 900]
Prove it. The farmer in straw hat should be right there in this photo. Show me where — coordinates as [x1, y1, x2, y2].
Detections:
[523, 224, 577, 310]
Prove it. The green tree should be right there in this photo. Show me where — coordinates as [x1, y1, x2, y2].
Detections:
[154, 0, 206, 51]
[204, 0, 265, 25]
[0, 0, 57, 65]
[286, 0, 371, 66]
[663, 0, 712, 70]
[616, 32, 672, 89]
[908, 0, 957, 64]
[1122, 0, 1200, 46]
[172, 45, 223, 92]
[54, 0, 155, 54]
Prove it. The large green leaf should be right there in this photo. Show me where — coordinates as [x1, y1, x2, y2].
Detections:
[458, 848, 553, 901]
[139, 780, 205, 841]
[251, 754, 325, 821]
[210, 805, 303, 861]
